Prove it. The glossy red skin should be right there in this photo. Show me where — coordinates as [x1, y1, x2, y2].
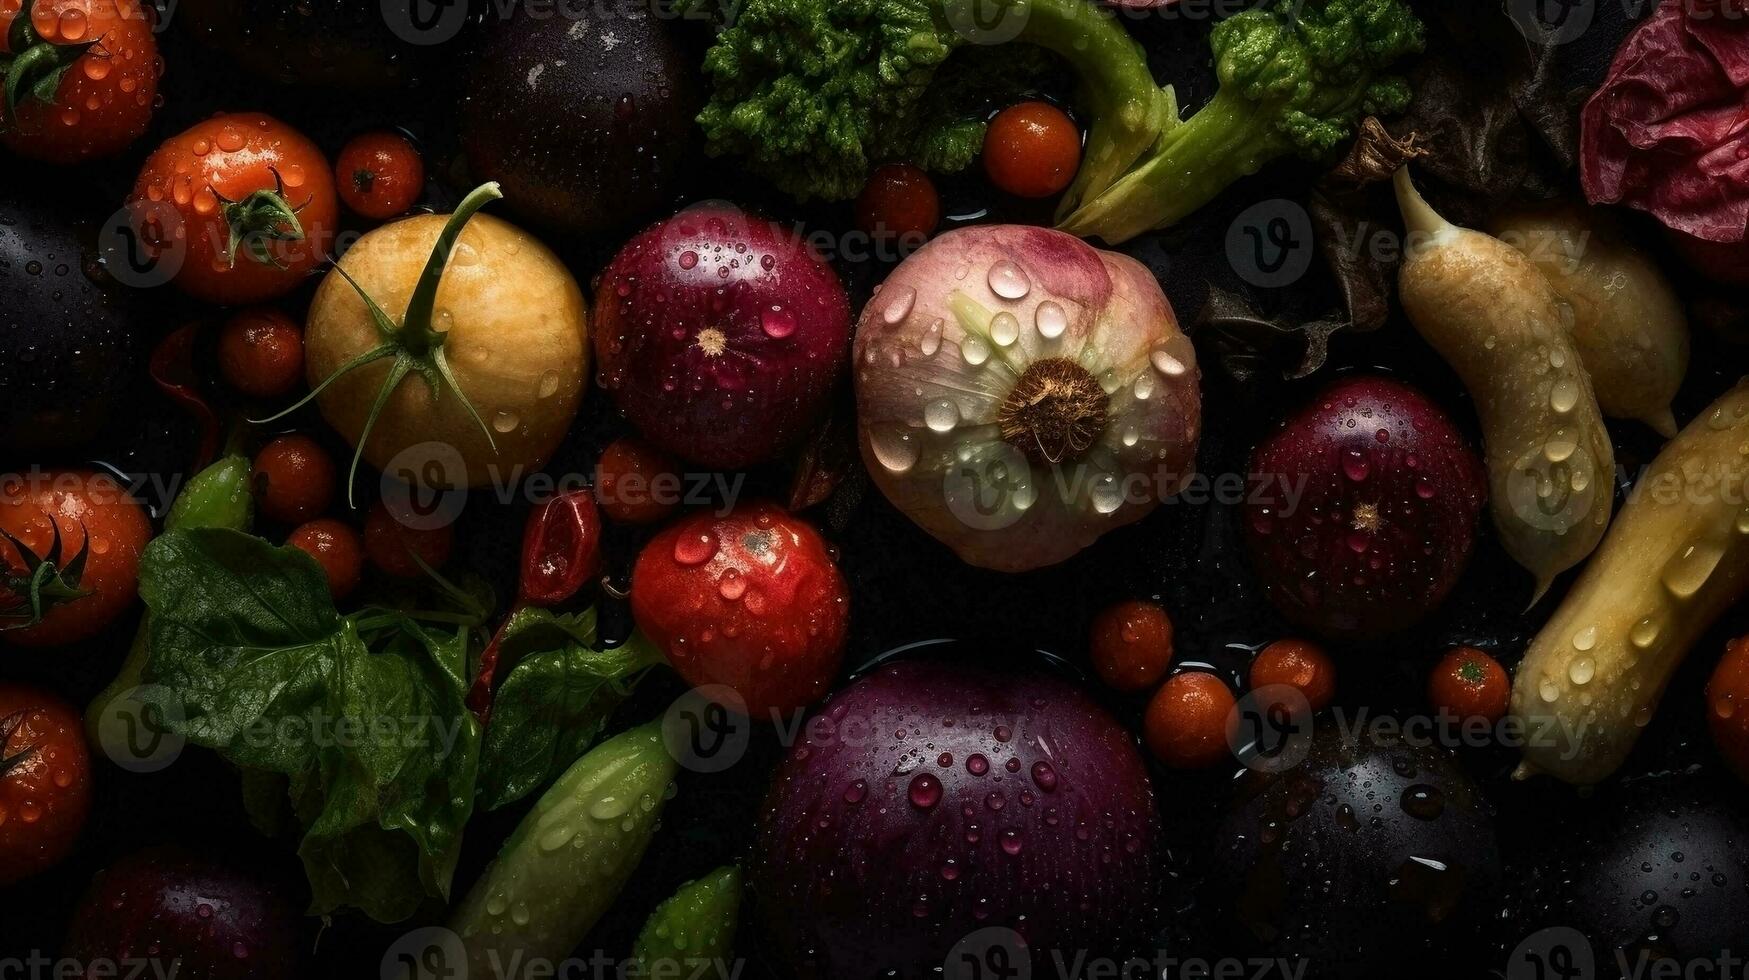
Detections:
[128, 112, 337, 305]
[1, 469, 151, 646]
[0, 684, 90, 884]
[1242, 376, 1486, 639]
[631, 501, 848, 718]
[0, 0, 160, 163]
[363, 499, 452, 579]
[753, 660, 1160, 980]
[519, 489, 602, 605]
[594, 204, 852, 469]
[63, 846, 300, 980]
[287, 518, 361, 601]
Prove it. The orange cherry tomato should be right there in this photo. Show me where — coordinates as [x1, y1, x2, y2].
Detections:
[1249, 639, 1337, 715]
[253, 435, 336, 525]
[1, 470, 150, 647]
[983, 101, 1081, 199]
[854, 163, 940, 243]
[334, 131, 425, 221]
[363, 499, 453, 579]
[0, 684, 90, 884]
[127, 112, 337, 305]
[287, 518, 362, 601]
[1427, 646, 1510, 724]
[594, 437, 681, 525]
[1707, 635, 1749, 782]
[0, 0, 160, 163]
[1144, 671, 1237, 770]
[217, 308, 305, 399]
[1088, 599, 1174, 692]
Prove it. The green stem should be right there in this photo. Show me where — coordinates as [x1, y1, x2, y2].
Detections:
[402, 183, 503, 353]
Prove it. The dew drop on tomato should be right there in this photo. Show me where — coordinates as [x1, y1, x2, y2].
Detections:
[907, 773, 942, 809]
[672, 530, 719, 566]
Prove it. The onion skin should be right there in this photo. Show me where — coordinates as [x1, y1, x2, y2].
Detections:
[304, 212, 589, 489]
[853, 225, 1201, 572]
[753, 660, 1161, 980]
[594, 204, 852, 469]
[1243, 376, 1486, 639]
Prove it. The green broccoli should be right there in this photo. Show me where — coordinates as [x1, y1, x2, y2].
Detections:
[685, 0, 1171, 205]
[1056, 0, 1424, 243]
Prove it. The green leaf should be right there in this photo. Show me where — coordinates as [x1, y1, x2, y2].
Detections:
[139, 528, 482, 923]
[476, 607, 664, 811]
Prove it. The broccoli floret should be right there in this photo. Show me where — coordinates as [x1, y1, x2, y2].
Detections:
[687, 0, 1170, 203]
[1057, 0, 1424, 243]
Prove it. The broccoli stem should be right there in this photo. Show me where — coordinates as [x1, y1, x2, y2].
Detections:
[1056, 87, 1286, 244]
[964, 0, 1171, 216]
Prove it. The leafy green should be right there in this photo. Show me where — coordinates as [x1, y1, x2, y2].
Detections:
[1057, 0, 1425, 243]
[476, 606, 665, 811]
[684, 0, 1167, 204]
[138, 528, 481, 923]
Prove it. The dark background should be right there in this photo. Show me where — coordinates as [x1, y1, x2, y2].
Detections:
[7, 0, 1749, 977]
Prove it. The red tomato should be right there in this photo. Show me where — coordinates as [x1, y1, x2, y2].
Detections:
[1, 470, 150, 647]
[126, 112, 337, 305]
[0, 0, 160, 163]
[1249, 638, 1337, 714]
[217, 308, 305, 399]
[1144, 671, 1236, 770]
[631, 502, 849, 719]
[287, 518, 362, 601]
[594, 437, 680, 525]
[983, 101, 1082, 199]
[363, 499, 452, 579]
[1706, 636, 1749, 782]
[0, 684, 90, 884]
[253, 434, 336, 525]
[335, 131, 425, 220]
[1427, 646, 1509, 725]
[1088, 599, 1174, 692]
[854, 163, 940, 243]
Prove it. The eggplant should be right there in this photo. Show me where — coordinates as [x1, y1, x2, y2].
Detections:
[177, 0, 475, 89]
[0, 192, 139, 453]
[460, 0, 701, 234]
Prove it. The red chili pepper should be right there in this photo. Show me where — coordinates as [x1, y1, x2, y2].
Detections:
[150, 324, 222, 472]
[467, 489, 603, 721]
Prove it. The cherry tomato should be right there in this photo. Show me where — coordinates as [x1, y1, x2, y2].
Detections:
[0, 684, 90, 884]
[1707, 635, 1749, 782]
[854, 163, 940, 243]
[217, 308, 304, 399]
[519, 489, 602, 605]
[126, 112, 337, 305]
[983, 101, 1081, 199]
[1427, 646, 1509, 724]
[334, 131, 424, 221]
[1144, 671, 1236, 770]
[287, 518, 362, 601]
[363, 499, 452, 579]
[253, 435, 336, 525]
[1088, 599, 1173, 692]
[1, 470, 150, 647]
[1249, 639, 1337, 714]
[632, 501, 849, 719]
[595, 437, 680, 525]
[0, 0, 160, 163]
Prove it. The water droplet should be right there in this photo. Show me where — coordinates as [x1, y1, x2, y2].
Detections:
[924, 399, 960, 433]
[961, 334, 991, 366]
[1341, 451, 1370, 482]
[1545, 429, 1578, 463]
[869, 425, 921, 474]
[678, 250, 698, 270]
[987, 260, 1030, 299]
[990, 312, 1019, 347]
[1035, 301, 1067, 339]
[672, 531, 720, 567]
[1031, 761, 1058, 792]
[966, 754, 989, 776]
[1663, 541, 1726, 598]
[492, 411, 520, 433]
[1400, 784, 1444, 820]
[919, 319, 944, 357]
[908, 773, 942, 809]
[761, 306, 797, 339]
[538, 370, 562, 398]
[1538, 676, 1561, 703]
[1631, 618, 1661, 649]
[1572, 625, 1597, 651]
[882, 286, 917, 326]
[1550, 379, 1579, 415]
[1568, 656, 1595, 685]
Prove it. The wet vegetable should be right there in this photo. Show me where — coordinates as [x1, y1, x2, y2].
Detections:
[451, 719, 677, 976]
[631, 501, 849, 719]
[252, 433, 335, 525]
[462, 3, 699, 234]
[0, 188, 138, 453]
[1, 469, 151, 647]
[594, 438, 681, 526]
[632, 866, 742, 980]
[854, 163, 940, 243]
[283, 183, 590, 495]
[1249, 639, 1336, 714]
[1209, 722, 1501, 977]
[0, 0, 160, 163]
[1511, 381, 1749, 785]
[1144, 670, 1236, 769]
[0, 684, 90, 884]
[335, 131, 424, 221]
[363, 499, 452, 579]
[854, 224, 1201, 571]
[982, 101, 1081, 200]
[1707, 635, 1749, 783]
[1088, 599, 1174, 692]
[754, 660, 1160, 979]
[1395, 167, 1613, 602]
[595, 203, 852, 469]
[1489, 202, 1690, 437]
[218, 308, 305, 399]
[286, 517, 363, 600]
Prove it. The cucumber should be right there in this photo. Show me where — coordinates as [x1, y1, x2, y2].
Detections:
[1512, 380, 1749, 784]
[451, 719, 678, 978]
[632, 867, 741, 980]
